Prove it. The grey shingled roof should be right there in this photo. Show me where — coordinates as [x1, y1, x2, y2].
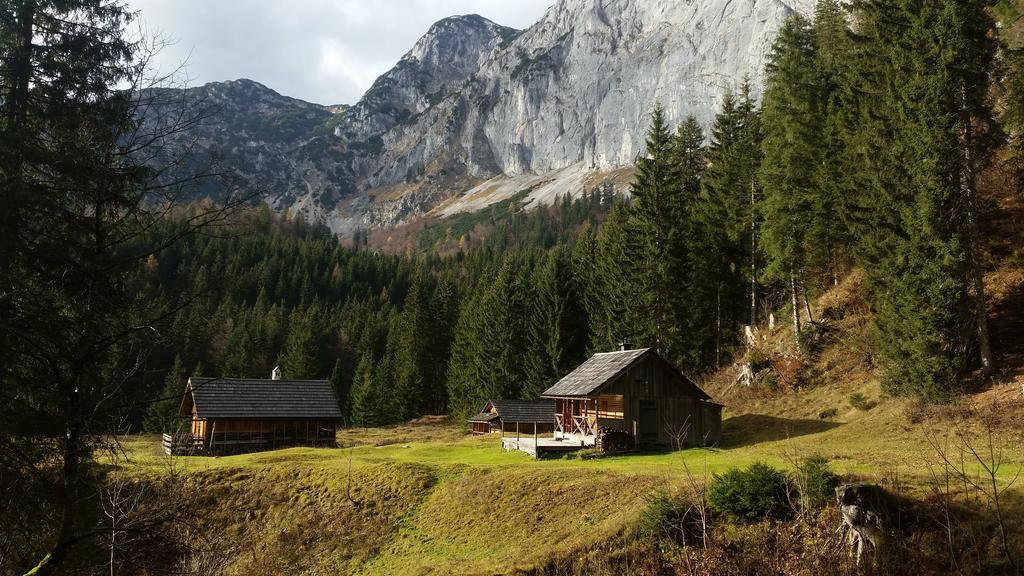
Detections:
[487, 399, 555, 424]
[542, 348, 711, 399]
[186, 377, 343, 419]
[467, 411, 500, 424]
[542, 348, 649, 397]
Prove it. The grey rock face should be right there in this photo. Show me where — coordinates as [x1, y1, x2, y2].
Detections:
[148, 0, 813, 233]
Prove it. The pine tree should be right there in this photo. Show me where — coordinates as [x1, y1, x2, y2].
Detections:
[142, 355, 188, 434]
[703, 83, 763, 343]
[759, 14, 819, 350]
[844, 0, 996, 397]
[629, 104, 681, 356]
[280, 308, 319, 379]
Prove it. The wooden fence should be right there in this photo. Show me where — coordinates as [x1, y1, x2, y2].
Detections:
[162, 433, 204, 455]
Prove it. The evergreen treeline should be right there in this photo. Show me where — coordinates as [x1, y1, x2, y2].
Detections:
[756, 0, 1001, 398]
[138, 196, 617, 430]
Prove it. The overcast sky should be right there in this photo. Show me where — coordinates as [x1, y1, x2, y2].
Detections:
[126, 1, 552, 105]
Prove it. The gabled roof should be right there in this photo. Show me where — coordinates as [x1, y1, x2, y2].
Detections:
[182, 377, 343, 419]
[468, 399, 554, 424]
[541, 348, 711, 400]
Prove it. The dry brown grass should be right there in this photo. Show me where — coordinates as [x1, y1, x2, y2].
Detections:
[336, 415, 467, 448]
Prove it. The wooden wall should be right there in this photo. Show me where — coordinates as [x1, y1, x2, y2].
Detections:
[190, 418, 338, 455]
[595, 355, 721, 446]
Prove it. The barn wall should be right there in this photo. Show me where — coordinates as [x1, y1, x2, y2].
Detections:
[202, 419, 337, 455]
[600, 356, 717, 446]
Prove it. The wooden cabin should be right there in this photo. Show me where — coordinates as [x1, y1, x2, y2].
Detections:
[541, 348, 722, 447]
[468, 400, 555, 435]
[165, 373, 343, 455]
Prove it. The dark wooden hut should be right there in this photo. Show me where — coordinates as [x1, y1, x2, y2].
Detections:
[165, 374, 342, 455]
[541, 348, 722, 447]
[468, 399, 555, 436]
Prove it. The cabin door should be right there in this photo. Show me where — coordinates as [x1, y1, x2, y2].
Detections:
[638, 400, 658, 443]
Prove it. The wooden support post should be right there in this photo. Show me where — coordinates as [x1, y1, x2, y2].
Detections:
[534, 421, 538, 459]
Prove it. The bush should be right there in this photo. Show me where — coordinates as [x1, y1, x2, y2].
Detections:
[792, 455, 838, 511]
[818, 407, 838, 419]
[746, 346, 772, 373]
[849, 392, 876, 411]
[706, 462, 790, 521]
[636, 490, 702, 543]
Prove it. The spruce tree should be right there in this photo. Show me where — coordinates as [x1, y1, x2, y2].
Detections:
[280, 308, 318, 379]
[670, 117, 715, 370]
[703, 83, 763, 342]
[588, 203, 640, 352]
[142, 355, 188, 434]
[844, 0, 996, 397]
[759, 14, 819, 350]
[629, 104, 682, 356]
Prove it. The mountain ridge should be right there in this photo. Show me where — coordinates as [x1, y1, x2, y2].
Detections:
[152, 0, 813, 235]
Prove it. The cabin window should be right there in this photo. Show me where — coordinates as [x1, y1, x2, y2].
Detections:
[596, 394, 625, 419]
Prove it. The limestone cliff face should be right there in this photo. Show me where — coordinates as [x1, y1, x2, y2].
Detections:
[469, 0, 813, 174]
[345, 0, 812, 229]
[151, 0, 813, 233]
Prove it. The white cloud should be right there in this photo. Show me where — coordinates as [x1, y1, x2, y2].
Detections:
[126, 0, 552, 104]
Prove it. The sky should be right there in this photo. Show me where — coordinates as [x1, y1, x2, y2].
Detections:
[126, 1, 553, 106]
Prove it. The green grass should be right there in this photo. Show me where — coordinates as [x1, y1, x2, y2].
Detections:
[119, 399, 1024, 575]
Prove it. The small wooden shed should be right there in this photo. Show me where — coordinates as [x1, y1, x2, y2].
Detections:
[467, 399, 555, 436]
[542, 348, 722, 447]
[167, 375, 343, 455]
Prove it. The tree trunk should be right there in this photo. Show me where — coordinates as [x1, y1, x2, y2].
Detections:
[750, 180, 757, 328]
[791, 267, 802, 353]
[802, 279, 814, 324]
[27, 380, 83, 576]
[960, 109, 995, 375]
[715, 281, 722, 368]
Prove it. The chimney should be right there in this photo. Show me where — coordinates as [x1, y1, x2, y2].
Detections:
[271, 366, 282, 380]
[619, 341, 631, 352]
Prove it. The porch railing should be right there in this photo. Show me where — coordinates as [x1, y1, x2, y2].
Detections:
[571, 414, 597, 437]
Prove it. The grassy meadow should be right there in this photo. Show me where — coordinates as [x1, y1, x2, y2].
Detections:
[117, 382, 1024, 575]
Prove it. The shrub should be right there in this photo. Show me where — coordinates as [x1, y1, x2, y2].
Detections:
[706, 462, 790, 521]
[746, 346, 772, 373]
[636, 490, 706, 544]
[636, 491, 687, 540]
[792, 455, 838, 512]
[818, 407, 838, 419]
[849, 392, 876, 411]
[761, 370, 780, 392]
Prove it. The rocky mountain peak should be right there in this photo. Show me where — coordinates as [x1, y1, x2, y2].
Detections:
[332, 14, 516, 145]
[148, 0, 816, 235]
